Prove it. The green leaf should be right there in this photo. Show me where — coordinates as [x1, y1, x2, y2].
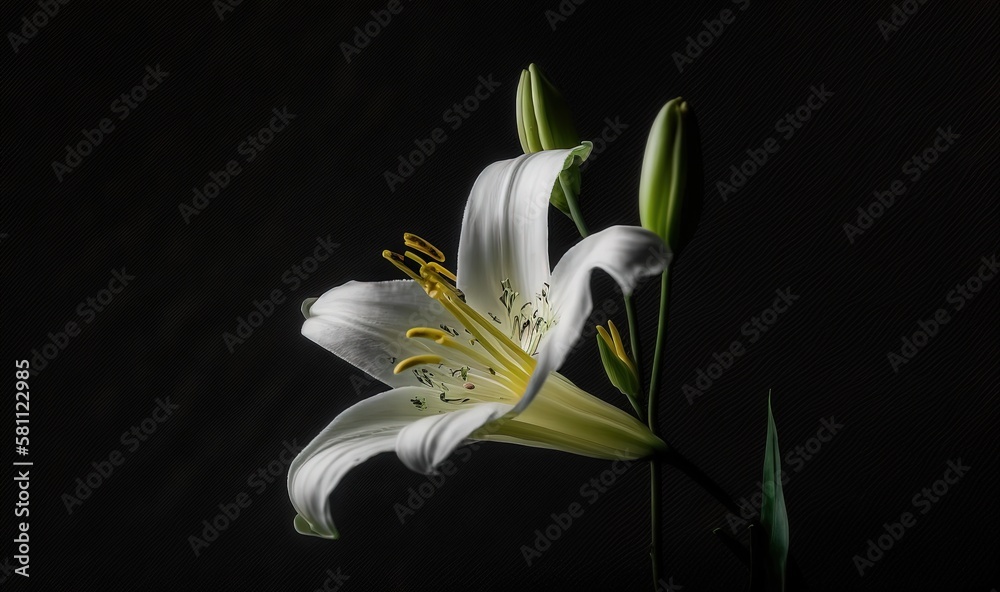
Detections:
[760, 394, 789, 591]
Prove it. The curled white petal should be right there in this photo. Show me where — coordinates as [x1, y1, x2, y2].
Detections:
[288, 385, 514, 538]
[288, 386, 439, 538]
[514, 226, 670, 413]
[396, 402, 512, 474]
[457, 145, 591, 336]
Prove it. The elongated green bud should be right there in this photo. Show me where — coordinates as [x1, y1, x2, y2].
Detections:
[516, 63, 580, 154]
[638, 97, 704, 258]
[515, 64, 586, 219]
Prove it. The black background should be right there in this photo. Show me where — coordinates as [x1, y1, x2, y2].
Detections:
[2, 1, 997, 590]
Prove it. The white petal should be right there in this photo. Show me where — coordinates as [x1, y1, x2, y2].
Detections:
[396, 402, 511, 474]
[288, 386, 505, 538]
[457, 145, 591, 336]
[513, 226, 670, 413]
[301, 280, 463, 387]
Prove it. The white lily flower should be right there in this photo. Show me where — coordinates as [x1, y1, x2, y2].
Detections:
[289, 144, 671, 539]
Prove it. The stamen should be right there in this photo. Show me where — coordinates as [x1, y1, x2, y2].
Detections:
[444, 288, 536, 368]
[403, 233, 445, 262]
[382, 250, 426, 286]
[405, 327, 524, 391]
[394, 354, 444, 374]
[404, 251, 429, 267]
[426, 262, 457, 282]
[405, 327, 450, 343]
[382, 238, 537, 400]
[429, 287, 529, 381]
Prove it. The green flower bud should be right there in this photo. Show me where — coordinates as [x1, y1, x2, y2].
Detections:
[638, 97, 704, 258]
[516, 63, 579, 154]
[596, 321, 641, 416]
[517, 64, 585, 219]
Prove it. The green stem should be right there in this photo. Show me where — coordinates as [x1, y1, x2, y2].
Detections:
[647, 265, 671, 591]
[659, 446, 808, 589]
[663, 446, 741, 516]
[561, 170, 644, 422]
[623, 390, 644, 419]
[560, 173, 589, 237]
[624, 294, 643, 394]
[649, 457, 661, 590]
[647, 266, 671, 429]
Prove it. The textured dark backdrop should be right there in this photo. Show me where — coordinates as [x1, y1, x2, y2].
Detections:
[2, 1, 997, 590]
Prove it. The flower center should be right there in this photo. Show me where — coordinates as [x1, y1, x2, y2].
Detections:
[382, 233, 538, 406]
[499, 277, 552, 356]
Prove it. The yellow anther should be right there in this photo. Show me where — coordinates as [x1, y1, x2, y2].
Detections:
[393, 354, 444, 374]
[405, 326, 522, 392]
[382, 249, 404, 263]
[382, 250, 426, 285]
[405, 327, 450, 343]
[403, 233, 445, 262]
